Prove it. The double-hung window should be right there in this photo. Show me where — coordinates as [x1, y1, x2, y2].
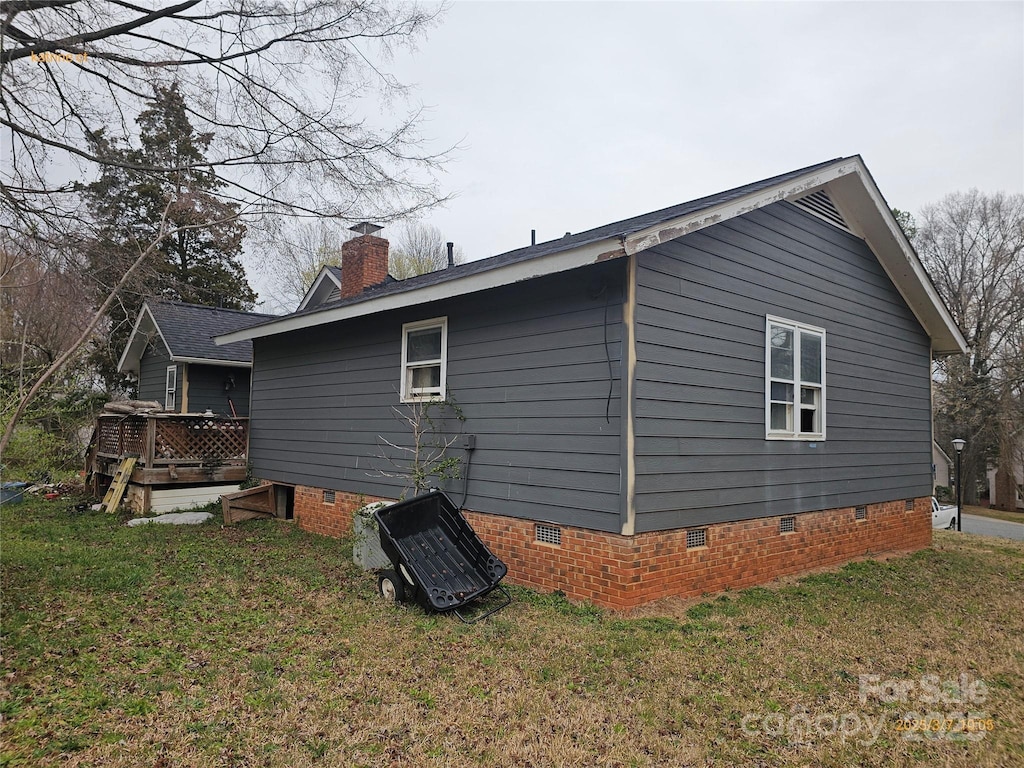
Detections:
[165, 365, 177, 411]
[766, 317, 825, 440]
[401, 317, 447, 402]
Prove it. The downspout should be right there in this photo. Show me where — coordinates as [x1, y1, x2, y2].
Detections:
[619, 246, 638, 536]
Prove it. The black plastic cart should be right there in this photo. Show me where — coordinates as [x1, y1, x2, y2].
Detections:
[374, 490, 511, 623]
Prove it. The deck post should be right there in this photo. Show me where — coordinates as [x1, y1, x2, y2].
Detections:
[145, 417, 157, 465]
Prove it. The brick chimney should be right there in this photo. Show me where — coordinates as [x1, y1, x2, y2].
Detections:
[340, 223, 388, 299]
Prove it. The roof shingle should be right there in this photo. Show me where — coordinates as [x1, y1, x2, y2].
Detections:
[149, 301, 275, 363]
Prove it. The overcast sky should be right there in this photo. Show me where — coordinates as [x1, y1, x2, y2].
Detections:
[250, 0, 1023, 300]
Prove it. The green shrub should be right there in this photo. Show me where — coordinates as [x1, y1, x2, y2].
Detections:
[1, 423, 81, 482]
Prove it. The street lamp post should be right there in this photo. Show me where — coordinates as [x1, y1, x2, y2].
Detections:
[952, 438, 966, 532]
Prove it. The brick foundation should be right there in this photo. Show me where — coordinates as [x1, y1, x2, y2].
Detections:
[291, 484, 931, 610]
[292, 485, 376, 539]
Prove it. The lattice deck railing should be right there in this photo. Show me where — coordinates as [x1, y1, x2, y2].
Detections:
[95, 414, 248, 467]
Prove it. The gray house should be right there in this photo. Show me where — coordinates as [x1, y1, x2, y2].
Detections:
[119, 300, 275, 416]
[219, 156, 966, 608]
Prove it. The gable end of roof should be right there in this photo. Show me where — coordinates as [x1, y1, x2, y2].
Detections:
[117, 304, 167, 375]
[120, 300, 276, 373]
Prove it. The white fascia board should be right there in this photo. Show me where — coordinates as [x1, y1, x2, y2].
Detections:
[173, 356, 253, 368]
[622, 155, 966, 356]
[324, 267, 342, 287]
[622, 159, 862, 255]
[296, 266, 343, 312]
[217, 157, 966, 355]
[827, 162, 967, 355]
[116, 304, 168, 374]
[216, 238, 625, 345]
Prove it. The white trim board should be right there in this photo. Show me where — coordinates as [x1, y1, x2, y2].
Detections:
[620, 160, 861, 255]
[297, 265, 343, 312]
[117, 304, 169, 375]
[173, 356, 253, 368]
[218, 238, 624, 344]
[216, 156, 966, 356]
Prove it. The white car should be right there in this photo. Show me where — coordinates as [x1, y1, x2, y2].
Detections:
[932, 497, 958, 529]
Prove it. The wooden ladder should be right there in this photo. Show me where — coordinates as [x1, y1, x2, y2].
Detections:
[101, 457, 137, 513]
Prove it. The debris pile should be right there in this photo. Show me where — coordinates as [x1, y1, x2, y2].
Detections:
[102, 400, 164, 415]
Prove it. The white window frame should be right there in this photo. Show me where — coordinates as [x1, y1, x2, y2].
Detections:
[165, 365, 177, 411]
[400, 317, 448, 402]
[765, 316, 826, 441]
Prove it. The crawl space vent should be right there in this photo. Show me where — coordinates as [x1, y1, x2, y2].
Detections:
[793, 189, 852, 233]
[686, 528, 707, 549]
[535, 524, 562, 546]
[780, 516, 796, 534]
[323, 490, 336, 504]
[855, 505, 868, 521]
[905, 499, 915, 511]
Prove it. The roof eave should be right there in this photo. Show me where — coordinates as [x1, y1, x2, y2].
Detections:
[216, 237, 627, 344]
[623, 156, 966, 355]
[621, 158, 863, 255]
[217, 156, 968, 356]
[826, 162, 968, 356]
[173, 356, 253, 368]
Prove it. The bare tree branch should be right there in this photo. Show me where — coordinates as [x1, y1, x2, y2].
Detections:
[2, 0, 452, 243]
[0, 0, 454, 441]
[2, 1, 201, 63]
[916, 190, 1024, 504]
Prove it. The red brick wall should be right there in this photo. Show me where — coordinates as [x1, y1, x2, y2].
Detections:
[292, 485, 393, 538]
[465, 498, 931, 609]
[289, 483, 931, 610]
[339, 234, 389, 299]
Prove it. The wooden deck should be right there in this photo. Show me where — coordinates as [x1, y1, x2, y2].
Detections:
[91, 413, 249, 488]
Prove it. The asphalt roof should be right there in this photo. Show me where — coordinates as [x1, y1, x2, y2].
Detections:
[246, 156, 849, 331]
[148, 300, 276, 363]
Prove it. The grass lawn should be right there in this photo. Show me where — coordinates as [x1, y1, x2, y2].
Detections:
[2, 497, 1022, 767]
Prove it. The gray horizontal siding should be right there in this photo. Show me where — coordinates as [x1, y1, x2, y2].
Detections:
[186, 364, 252, 417]
[138, 339, 175, 411]
[632, 200, 933, 532]
[250, 263, 626, 532]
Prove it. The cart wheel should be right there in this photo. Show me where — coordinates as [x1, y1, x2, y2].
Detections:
[378, 570, 406, 603]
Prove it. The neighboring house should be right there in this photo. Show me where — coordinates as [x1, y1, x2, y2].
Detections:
[988, 438, 1024, 511]
[219, 156, 967, 609]
[119, 300, 276, 416]
[933, 441, 952, 491]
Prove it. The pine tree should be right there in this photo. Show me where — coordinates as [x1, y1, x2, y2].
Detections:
[84, 84, 255, 390]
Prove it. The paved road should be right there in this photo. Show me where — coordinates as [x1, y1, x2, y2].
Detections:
[959, 513, 1024, 541]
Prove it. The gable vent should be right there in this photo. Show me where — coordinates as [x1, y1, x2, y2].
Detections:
[793, 189, 852, 233]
